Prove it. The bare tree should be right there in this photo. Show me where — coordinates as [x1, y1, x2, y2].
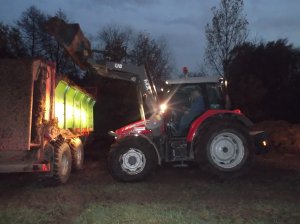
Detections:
[0, 23, 27, 58]
[16, 6, 46, 57]
[40, 9, 68, 63]
[205, 0, 248, 78]
[96, 26, 172, 87]
[97, 25, 132, 62]
[130, 32, 171, 88]
[40, 9, 79, 76]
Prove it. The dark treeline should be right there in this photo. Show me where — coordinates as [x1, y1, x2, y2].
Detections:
[1, 5, 300, 123]
[228, 39, 300, 123]
[204, 0, 300, 123]
[0, 6, 172, 88]
[0, 6, 79, 80]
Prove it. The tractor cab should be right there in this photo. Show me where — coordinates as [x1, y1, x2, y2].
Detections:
[161, 76, 226, 137]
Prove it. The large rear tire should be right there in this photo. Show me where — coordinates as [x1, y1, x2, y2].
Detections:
[52, 141, 72, 184]
[196, 120, 254, 178]
[69, 137, 84, 171]
[108, 136, 157, 182]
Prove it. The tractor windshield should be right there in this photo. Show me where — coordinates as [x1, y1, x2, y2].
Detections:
[160, 82, 225, 136]
[163, 82, 225, 112]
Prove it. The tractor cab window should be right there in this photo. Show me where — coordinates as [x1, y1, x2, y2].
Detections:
[164, 84, 206, 136]
[205, 83, 225, 109]
[167, 84, 206, 113]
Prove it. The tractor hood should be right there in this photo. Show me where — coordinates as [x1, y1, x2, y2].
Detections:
[111, 120, 152, 139]
[110, 112, 164, 139]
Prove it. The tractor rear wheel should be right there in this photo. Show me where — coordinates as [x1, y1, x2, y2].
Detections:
[69, 137, 84, 171]
[196, 120, 254, 178]
[108, 136, 157, 182]
[52, 141, 72, 184]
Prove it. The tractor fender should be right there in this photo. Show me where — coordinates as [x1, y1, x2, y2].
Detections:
[124, 133, 162, 165]
[188, 110, 253, 146]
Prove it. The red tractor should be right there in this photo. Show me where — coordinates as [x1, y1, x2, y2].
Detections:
[107, 76, 269, 181]
[46, 18, 269, 182]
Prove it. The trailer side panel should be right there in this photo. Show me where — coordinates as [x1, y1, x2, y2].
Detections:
[0, 59, 36, 151]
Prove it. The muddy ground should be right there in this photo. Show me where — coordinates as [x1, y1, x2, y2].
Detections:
[0, 123, 300, 223]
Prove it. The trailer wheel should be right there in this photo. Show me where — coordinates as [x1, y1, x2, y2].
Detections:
[196, 120, 254, 178]
[52, 141, 72, 184]
[69, 138, 84, 171]
[108, 136, 157, 182]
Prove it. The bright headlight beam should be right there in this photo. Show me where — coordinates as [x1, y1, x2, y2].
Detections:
[160, 103, 167, 113]
[262, 140, 267, 147]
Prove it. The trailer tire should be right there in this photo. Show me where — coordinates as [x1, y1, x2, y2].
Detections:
[70, 138, 84, 171]
[195, 120, 254, 178]
[108, 136, 157, 182]
[52, 141, 72, 184]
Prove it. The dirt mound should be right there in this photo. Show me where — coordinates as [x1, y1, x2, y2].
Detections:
[254, 120, 300, 154]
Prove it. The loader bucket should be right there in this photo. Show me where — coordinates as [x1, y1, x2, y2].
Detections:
[45, 17, 92, 70]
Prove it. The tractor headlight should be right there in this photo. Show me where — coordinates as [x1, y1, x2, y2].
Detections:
[262, 140, 267, 147]
[159, 103, 167, 114]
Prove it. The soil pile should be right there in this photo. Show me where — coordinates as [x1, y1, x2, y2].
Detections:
[254, 120, 300, 154]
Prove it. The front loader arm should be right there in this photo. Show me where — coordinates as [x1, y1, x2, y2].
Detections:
[45, 17, 158, 117]
[46, 17, 152, 94]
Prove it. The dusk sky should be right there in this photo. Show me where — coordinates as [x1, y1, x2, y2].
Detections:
[1, 0, 300, 73]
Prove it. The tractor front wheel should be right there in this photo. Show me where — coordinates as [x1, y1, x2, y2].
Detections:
[196, 120, 254, 178]
[108, 136, 157, 182]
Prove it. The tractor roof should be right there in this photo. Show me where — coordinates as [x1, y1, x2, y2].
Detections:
[165, 76, 221, 85]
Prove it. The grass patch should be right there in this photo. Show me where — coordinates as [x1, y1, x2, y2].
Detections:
[1, 157, 300, 224]
[75, 200, 300, 224]
[0, 207, 49, 224]
[0, 203, 70, 224]
[75, 202, 219, 224]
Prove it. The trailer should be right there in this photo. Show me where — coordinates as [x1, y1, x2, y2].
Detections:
[0, 59, 95, 184]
